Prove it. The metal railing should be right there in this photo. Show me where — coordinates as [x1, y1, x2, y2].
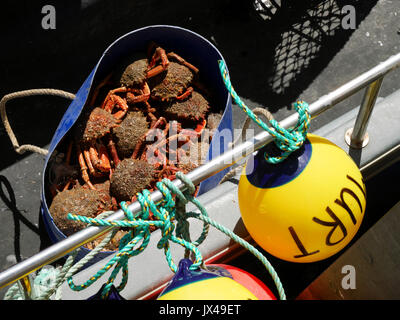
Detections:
[1, 52, 400, 292]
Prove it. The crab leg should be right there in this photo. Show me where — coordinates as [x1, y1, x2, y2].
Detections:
[148, 148, 168, 166]
[167, 52, 199, 74]
[109, 95, 129, 120]
[179, 119, 207, 138]
[101, 87, 128, 109]
[89, 143, 111, 173]
[145, 101, 156, 114]
[147, 65, 167, 78]
[147, 47, 169, 78]
[111, 197, 119, 211]
[147, 134, 192, 167]
[131, 117, 167, 159]
[147, 113, 158, 127]
[162, 122, 170, 138]
[195, 119, 207, 133]
[112, 110, 128, 121]
[157, 164, 181, 180]
[97, 143, 112, 171]
[176, 86, 193, 100]
[65, 141, 73, 164]
[126, 82, 151, 104]
[77, 145, 95, 190]
[107, 137, 120, 166]
[144, 102, 158, 127]
[90, 72, 113, 106]
[102, 98, 115, 114]
[62, 180, 73, 191]
[83, 149, 98, 177]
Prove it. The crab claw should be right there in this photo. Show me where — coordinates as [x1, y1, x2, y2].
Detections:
[147, 47, 170, 78]
[195, 119, 207, 133]
[176, 86, 194, 101]
[179, 119, 207, 138]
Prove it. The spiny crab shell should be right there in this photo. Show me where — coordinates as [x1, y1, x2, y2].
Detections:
[110, 158, 157, 202]
[112, 111, 149, 158]
[74, 107, 118, 142]
[163, 90, 210, 123]
[149, 61, 194, 101]
[119, 58, 149, 87]
[50, 181, 114, 236]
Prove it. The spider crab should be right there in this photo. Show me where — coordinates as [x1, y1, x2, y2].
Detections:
[149, 51, 199, 102]
[50, 180, 117, 236]
[112, 110, 149, 159]
[99, 46, 170, 123]
[109, 117, 197, 203]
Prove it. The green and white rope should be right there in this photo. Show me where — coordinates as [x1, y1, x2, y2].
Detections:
[3, 211, 118, 300]
[218, 60, 310, 164]
[67, 172, 286, 300]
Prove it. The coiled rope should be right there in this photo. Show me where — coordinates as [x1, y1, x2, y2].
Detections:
[4, 211, 118, 300]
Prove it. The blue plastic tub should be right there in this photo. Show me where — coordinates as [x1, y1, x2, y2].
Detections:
[40, 25, 233, 265]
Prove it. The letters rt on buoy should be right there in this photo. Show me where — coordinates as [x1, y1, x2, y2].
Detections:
[238, 134, 366, 263]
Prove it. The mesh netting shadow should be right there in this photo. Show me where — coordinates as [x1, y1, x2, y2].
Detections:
[225, 0, 379, 112]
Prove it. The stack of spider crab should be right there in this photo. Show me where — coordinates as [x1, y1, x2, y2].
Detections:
[47, 43, 223, 250]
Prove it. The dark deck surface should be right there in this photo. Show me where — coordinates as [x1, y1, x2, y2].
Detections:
[1, 0, 400, 299]
[297, 180, 400, 300]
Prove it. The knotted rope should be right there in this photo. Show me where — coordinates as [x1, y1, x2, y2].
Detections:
[4, 211, 118, 300]
[219, 107, 277, 184]
[218, 60, 310, 164]
[66, 172, 286, 300]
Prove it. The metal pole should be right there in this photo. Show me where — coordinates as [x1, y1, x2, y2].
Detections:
[1, 52, 400, 290]
[309, 53, 400, 119]
[345, 77, 384, 148]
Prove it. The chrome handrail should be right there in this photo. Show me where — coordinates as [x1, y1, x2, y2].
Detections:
[1, 52, 400, 291]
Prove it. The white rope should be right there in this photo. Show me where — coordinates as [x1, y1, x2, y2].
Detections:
[0, 89, 76, 156]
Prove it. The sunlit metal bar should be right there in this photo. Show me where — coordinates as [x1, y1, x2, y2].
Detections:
[1, 52, 400, 290]
[349, 77, 384, 148]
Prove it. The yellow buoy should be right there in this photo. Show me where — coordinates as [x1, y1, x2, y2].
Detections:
[238, 134, 366, 263]
[157, 259, 258, 300]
